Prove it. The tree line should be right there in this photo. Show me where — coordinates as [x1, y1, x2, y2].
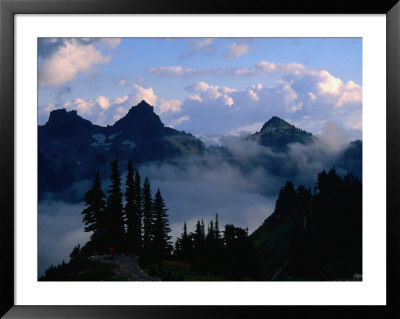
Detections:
[81, 157, 172, 261]
[246, 167, 362, 280]
[81, 156, 260, 279]
[287, 168, 362, 279]
[173, 215, 260, 280]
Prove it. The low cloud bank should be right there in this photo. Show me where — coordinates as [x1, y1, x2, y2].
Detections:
[38, 200, 90, 277]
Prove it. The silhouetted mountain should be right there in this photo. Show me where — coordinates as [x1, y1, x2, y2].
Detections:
[43, 109, 99, 138]
[112, 100, 166, 142]
[249, 116, 313, 152]
[38, 101, 205, 201]
[251, 181, 312, 279]
[38, 108, 361, 202]
[337, 140, 362, 177]
[251, 169, 362, 280]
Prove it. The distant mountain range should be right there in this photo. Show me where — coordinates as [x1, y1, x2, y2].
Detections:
[38, 101, 205, 199]
[38, 100, 361, 201]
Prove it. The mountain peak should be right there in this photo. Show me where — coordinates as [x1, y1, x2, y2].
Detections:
[46, 108, 90, 126]
[137, 100, 153, 108]
[43, 108, 94, 138]
[47, 108, 77, 122]
[260, 116, 292, 132]
[250, 116, 313, 151]
[123, 100, 155, 117]
[112, 100, 164, 140]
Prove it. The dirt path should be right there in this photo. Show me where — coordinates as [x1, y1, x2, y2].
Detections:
[271, 261, 289, 281]
[89, 254, 154, 281]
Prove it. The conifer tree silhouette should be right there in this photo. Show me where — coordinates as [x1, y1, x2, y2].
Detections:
[104, 156, 125, 250]
[134, 170, 143, 248]
[81, 171, 106, 251]
[152, 189, 172, 258]
[142, 177, 153, 254]
[215, 213, 221, 241]
[125, 160, 142, 253]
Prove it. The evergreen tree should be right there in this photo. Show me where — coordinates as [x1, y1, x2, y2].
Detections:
[215, 213, 221, 241]
[181, 222, 193, 260]
[203, 217, 224, 274]
[69, 244, 82, 262]
[288, 220, 313, 276]
[287, 168, 362, 279]
[174, 236, 183, 258]
[81, 171, 106, 251]
[192, 219, 206, 271]
[311, 168, 362, 277]
[274, 181, 297, 217]
[104, 156, 125, 250]
[206, 220, 215, 241]
[193, 219, 205, 248]
[142, 177, 153, 253]
[296, 185, 312, 214]
[124, 160, 135, 246]
[200, 219, 205, 240]
[183, 222, 189, 239]
[223, 224, 255, 280]
[134, 170, 143, 248]
[152, 189, 172, 258]
[174, 221, 193, 261]
[124, 160, 142, 253]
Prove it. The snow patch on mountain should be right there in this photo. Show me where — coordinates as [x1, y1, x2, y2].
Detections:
[109, 132, 122, 140]
[122, 140, 136, 149]
[90, 133, 112, 147]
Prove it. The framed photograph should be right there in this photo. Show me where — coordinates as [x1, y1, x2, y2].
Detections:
[1, 0, 399, 318]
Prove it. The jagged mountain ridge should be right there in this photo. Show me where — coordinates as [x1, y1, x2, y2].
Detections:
[38, 101, 206, 200]
[38, 101, 361, 202]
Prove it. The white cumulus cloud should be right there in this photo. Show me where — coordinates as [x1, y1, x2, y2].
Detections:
[188, 38, 214, 57]
[173, 69, 362, 139]
[157, 99, 183, 114]
[39, 39, 117, 87]
[96, 96, 111, 110]
[336, 81, 362, 107]
[101, 38, 122, 49]
[225, 43, 252, 59]
[229, 122, 264, 136]
[189, 95, 202, 102]
[185, 82, 235, 107]
[317, 70, 344, 94]
[234, 61, 305, 76]
[168, 116, 190, 127]
[132, 83, 158, 106]
[116, 79, 127, 86]
[71, 97, 96, 114]
[113, 95, 129, 104]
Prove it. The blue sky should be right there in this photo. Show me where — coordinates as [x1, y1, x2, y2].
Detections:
[38, 38, 362, 139]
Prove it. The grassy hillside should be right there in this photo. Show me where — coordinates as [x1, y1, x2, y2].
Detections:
[39, 257, 127, 281]
[251, 215, 298, 280]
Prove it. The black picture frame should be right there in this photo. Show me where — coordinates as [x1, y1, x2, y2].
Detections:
[1, 0, 399, 318]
